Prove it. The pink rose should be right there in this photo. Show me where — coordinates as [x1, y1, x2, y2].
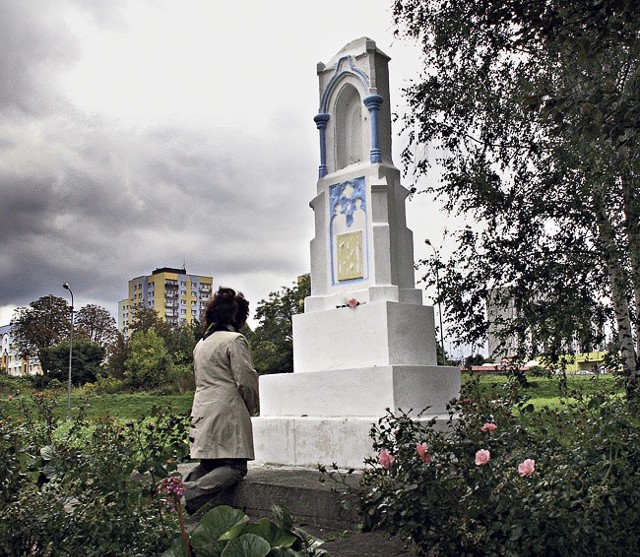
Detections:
[347, 298, 359, 308]
[518, 458, 536, 477]
[378, 449, 395, 470]
[416, 442, 432, 464]
[475, 449, 491, 466]
[481, 422, 497, 432]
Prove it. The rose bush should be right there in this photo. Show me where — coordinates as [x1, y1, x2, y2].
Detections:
[350, 386, 640, 556]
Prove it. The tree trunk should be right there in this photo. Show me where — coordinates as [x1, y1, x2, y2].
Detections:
[594, 184, 638, 398]
[622, 174, 640, 364]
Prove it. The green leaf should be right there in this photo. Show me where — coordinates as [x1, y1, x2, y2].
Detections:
[220, 534, 271, 557]
[271, 505, 294, 532]
[510, 524, 524, 541]
[191, 506, 250, 556]
[241, 518, 297, 548]
[40, 445, 54, 460]
[190, 539, 226, 557]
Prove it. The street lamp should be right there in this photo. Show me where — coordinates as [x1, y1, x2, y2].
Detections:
[425, 239, 445, 364]
[63, 283, 74, 419]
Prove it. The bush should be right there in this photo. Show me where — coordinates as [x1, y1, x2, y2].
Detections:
[347, 389, 640, 556]
[84, 376, 127, 395]
[0, 374, 31, 396]
[0, 394, 192, 556]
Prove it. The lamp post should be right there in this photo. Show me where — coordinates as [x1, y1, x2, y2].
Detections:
[425, 239, 445, 364]
[63, 283, 74, 419]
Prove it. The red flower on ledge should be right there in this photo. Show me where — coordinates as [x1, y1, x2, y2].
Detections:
[336, 298, 365, 309]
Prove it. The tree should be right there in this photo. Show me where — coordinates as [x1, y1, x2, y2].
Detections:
[124, 329, 175, 389]
[129, 305, 168, 336]
[38, 340, 106, 386]
[163, 321, 201, 367]
[104, 331, 130, 380]
[129, 305, 199, 367]
[247, 275, 310, 375]
[393, 0, 640, 398]
[75, 304, 118, 347]
[10, 295, 71, 360]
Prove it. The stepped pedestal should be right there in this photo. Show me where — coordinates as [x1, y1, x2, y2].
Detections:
[252, 37, 460, 470]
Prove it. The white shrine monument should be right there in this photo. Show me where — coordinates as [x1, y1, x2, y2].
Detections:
[252, 38, 460, 470]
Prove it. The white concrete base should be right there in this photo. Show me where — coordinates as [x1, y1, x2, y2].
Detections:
[251, 414, 452, 470]
[259, 365, 460, 417]
[253, 364, 460, 469]
[293, 301, 437, 372]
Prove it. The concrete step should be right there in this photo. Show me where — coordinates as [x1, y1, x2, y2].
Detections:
[179, 463, 419, 556]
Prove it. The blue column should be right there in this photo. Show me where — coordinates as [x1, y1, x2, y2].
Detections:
[363, 94, 383, 163]
[314, 113, 331, 178]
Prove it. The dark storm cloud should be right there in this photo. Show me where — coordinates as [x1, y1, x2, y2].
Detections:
[0, 1, 317, 319]
[1, 113, 313, 305]
[0, 1, 81, 117]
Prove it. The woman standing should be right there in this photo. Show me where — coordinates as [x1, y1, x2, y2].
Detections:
[184, 287, 259, 514]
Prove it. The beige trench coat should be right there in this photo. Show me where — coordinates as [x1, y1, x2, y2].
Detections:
[189, 331, 259, 460]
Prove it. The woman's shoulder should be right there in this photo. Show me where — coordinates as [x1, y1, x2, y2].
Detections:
[200, 331, 246, 344]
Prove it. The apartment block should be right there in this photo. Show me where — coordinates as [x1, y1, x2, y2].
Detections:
[0, 324, 42, 376]
[118, 267, 213, 335]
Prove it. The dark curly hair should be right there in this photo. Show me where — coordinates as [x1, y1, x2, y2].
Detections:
[203, 287, 250, 331]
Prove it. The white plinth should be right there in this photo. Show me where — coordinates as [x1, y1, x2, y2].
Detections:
[293, 301, 437, 372]
[252, 364, 460, 469]
[252, 413, 453, 470]
[259, 365, 459, 417]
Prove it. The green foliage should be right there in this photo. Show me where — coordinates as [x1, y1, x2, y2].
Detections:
[125, 328, 176, 389]
[75, 303, 119, 346]
[84, 376, 127, 395]
[162, 505, 328, 557]
[164, 321, 201, 367]
[10, 294, 71, 359]
[393, 0, 640, 397]
[345, 390, 640, 556]
[0, 374, 31, 396]
[247, 275, 310, 375]
[37, 338, 106, 386]
[105, 331, 130, 380]
[102, 306, 199, 390]
[0, 396, 192, 556]
[9, 296, 118, 367]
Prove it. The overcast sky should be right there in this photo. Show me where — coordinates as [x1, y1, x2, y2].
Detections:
[0, 0, 454, 330]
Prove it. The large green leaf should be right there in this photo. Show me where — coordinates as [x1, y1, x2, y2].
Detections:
[240, 518, 297, 548]
[194, 506, 250, 538]
[190, 506, 250, 557]
[220, 534, 271, 557]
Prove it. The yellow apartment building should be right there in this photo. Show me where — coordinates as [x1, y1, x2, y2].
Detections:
[118, 267, 213, 335]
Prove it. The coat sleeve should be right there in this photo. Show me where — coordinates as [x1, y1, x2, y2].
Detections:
[229, 335, 259, 415]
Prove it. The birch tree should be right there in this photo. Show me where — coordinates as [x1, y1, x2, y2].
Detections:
[393, 0, 640, 397]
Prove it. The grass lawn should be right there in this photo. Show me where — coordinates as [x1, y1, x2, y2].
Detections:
[461, 371, 623, 410]
[1, 389, 193, 421]
[1, 372, 624, 421]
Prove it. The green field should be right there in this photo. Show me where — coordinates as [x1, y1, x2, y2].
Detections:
[0, 372, 624, 421]
[1, 390, 193, 421]
[461, 371, 623, 410]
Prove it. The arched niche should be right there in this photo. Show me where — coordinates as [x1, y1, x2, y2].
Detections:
[334, 83, 364, 170]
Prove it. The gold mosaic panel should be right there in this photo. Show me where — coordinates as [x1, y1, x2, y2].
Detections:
[337, 231, 364, 281]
